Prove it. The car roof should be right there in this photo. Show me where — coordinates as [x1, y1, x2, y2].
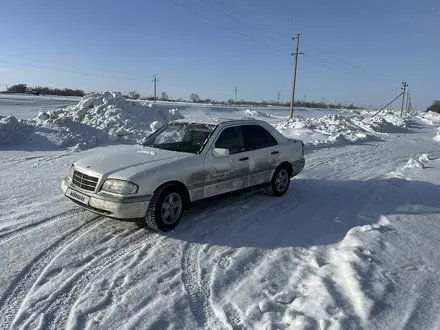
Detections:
[173, 117, 263, 126]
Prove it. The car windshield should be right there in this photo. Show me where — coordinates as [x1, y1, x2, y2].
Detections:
[142, 122, 217, 154]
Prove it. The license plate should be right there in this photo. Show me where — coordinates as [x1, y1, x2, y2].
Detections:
[65, 188, 90, 205]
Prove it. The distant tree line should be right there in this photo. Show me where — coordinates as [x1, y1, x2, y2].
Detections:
[5, 84, 84, 97]
[126, 90, 360, 109]
[4, 83, 360, 110]
[426, 100, 440, 114]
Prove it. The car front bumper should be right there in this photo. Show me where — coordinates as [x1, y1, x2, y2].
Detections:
[61, 178, 151, 219]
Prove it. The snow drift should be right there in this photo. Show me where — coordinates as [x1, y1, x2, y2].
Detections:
[275, 112, 410, 148]
[433, 127, 440, 142]
[417, 111, 440, 125]
[243, 109, 279, 118]
[0, 115, 34, 145]
[0, 92, 184, 149]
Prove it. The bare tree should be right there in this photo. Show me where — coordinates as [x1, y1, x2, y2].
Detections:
[190, 93, 200, 103]
[161, 92, 169, 101]
[427, 100, 440, 113]
[129, 91, 140, 99]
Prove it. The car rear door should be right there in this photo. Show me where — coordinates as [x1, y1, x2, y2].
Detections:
[242, 124, 280, 186]
[202, 125, 251, 198]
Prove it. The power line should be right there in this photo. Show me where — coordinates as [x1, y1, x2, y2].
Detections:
[301, 54, 385, 83]
[302, 43, 372, 75]
[302, 53, 373, 79]
[278, 73, 289, 94]
[217, 0, 290, 40]
[0, 59, 152, 83]
[189, 0, 401, 86]
[175, 1, 295, 97]
[200, 0, 399, 85]
[195, 0, 288, 52]
[301, 42, 401, 85]
[0, 58, 233, 96]
[160, 81, 231, 92]
[0, 53, 142, 81]
[169, 0, 286, 54]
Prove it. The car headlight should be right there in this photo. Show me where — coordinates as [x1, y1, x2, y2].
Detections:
[101, 179, 139, 195]
[68, 164, 75, 182]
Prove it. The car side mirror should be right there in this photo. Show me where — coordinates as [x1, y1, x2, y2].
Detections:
[212, 148, 230, 158]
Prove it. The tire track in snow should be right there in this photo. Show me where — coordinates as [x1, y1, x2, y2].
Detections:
[181, 242, 228, 330]
[0, 208, 86, 245]
[0, 151, 75, 170]
[79, 235, 168, 330]
[20, 230, 161, 330]
[21, 151, 75, 165]
[222, 302, 245, 330]
[179, 188, 304, 330]
[0, 215, 105, 330]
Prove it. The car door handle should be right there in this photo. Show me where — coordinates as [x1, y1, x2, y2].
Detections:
[271, 151, 279, 155]
[239, 157, 249, 161]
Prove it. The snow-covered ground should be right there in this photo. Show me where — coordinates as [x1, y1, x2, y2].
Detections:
[1, 93, 440, 330]
[0, 94, 80, 120]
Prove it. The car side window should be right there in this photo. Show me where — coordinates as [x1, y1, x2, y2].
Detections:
[242, 125, 278, 151]
[215, 126, 245, 154]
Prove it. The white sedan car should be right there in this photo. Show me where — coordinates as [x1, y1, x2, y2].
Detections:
[61, 118, 305, 231]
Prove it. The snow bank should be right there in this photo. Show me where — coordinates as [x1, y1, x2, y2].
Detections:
[404, 158, 426, 169]
[433, 127, 440, 143]
[34, 91, 183, 144]
[276, 114, 376, 147]
[357, 114, 409, 133]
[0, 92, 184, 149]
[387, 154, 433, 179]
[246, 218, 391, 330]
[275, 112, 409, 148]
[403, 154, 434, 170]
[243, 109, 278, 118]
[417, 112, 440, 142]
[419, 153, 431, 163]
[0, 115, 34, 145]
[417, 111, 440, 125]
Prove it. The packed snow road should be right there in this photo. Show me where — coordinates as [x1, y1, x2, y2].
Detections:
[1, 98, 440, 329]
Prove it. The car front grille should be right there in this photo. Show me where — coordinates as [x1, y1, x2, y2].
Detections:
[72, 170, 99, 192]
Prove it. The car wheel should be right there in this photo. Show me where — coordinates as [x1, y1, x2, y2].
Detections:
[145, 184, 184, 232]
[269, 165, 291, 197]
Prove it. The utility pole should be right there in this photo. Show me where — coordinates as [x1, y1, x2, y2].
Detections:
[233, 86, 239, 105]
[290, 33, 301, 119]
[405, 91, 410, 114]
[304, 95, 307, 103]
[406, 94, 412, 114]
[277, 92, 281, 105]
[400, 80, 408, 117]
[152, 75, 159, 102]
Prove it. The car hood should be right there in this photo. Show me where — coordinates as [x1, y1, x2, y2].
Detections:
[74, 145, 194, 179]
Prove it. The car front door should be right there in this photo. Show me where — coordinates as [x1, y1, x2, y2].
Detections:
[202, 125, 251, 198]
[242, 124, 280, 186]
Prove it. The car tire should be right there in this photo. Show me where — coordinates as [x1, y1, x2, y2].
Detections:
[268, 165, 291, 197]
[145, 184, 185, 232]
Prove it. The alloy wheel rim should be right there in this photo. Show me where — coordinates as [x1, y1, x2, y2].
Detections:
[161, 192, 183, 224]
[275, 169, 289, 192]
